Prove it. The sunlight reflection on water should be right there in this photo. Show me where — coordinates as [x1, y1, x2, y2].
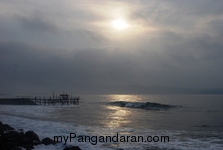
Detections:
[108, 94, 143, 102]
[105, 106, 132, 128]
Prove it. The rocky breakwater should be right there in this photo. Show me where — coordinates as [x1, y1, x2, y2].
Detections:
[0, 98, 37, 105]
[0, 121, 81, 150]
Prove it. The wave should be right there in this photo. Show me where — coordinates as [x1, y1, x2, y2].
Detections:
[109, 101, 177, 110]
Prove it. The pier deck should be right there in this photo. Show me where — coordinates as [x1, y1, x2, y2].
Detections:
[0, 93, 80, 105]
[31, 97, 79, 105]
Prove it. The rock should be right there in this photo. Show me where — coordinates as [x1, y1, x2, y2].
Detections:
[24, 131, 40, 142]
[0, 121, 3, 134]
[18, 129, 24, 132]
[13, 147, 23, 150]
[64, 146, 82, 150]
[0, 128, 25, 150]
[42, 137, 54, 145]
[23, 131, 41, 146]
[3, 130, 20, 140]
[0, 121, 82, 150]
[2, 124, 14, 132]
[22, 144, 34, 150]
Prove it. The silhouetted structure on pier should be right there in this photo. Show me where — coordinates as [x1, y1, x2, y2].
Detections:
[32, 93, 80, 105]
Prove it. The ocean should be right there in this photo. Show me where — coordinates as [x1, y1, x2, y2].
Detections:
[0, 94, 223, 150]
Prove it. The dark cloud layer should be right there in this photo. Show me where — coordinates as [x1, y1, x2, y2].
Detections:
[0, 0, 223, 94]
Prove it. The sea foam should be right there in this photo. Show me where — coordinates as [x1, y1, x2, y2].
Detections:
[1, 114, 222, 150]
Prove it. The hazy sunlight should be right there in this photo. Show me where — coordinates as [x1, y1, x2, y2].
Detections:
[112, 19, 128, 30]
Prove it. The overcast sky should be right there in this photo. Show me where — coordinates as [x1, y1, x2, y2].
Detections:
[0, 0, 223, 95]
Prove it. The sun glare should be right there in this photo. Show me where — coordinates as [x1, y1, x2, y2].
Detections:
[112, 19, 127, 30]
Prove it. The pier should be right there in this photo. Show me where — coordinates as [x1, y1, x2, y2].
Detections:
[31, 93, 80, 105]
[0, 93, 80, 105]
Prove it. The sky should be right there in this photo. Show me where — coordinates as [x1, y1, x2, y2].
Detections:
[0, 0, 223, 95]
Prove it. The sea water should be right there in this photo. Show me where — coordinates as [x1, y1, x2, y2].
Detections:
[0, 94, 223, 150]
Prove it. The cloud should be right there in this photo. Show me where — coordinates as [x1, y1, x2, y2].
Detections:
[0, 0, 223, 94]
[17, 15, 58, 33]
[129, 0, 223, 34]
[1, 35, 223, 94]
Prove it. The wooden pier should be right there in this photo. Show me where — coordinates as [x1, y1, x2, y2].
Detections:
[31, 93, 80, 105]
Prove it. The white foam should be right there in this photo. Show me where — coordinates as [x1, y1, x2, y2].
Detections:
[124, 103, 133, 108]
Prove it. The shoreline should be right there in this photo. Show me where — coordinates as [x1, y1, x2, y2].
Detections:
[0, 120, 81, 150]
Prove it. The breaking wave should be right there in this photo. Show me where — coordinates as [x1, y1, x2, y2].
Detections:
[109, 101, 177, 110]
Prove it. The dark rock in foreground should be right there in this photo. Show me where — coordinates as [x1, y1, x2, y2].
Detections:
[24, 130, 41, 143]
[64, 146, 82, 150]
[42, 137, 55, 145]
[0, 121, 82, 150]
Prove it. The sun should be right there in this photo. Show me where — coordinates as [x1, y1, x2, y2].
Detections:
[112, 19, 127, 30]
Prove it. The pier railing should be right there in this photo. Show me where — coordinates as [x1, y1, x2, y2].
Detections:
[31, 97, 80, 105]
